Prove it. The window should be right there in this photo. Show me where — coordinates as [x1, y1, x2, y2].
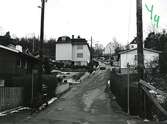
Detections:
[0, 79, 5, 87]
[134, 55, 137, 61]
[22, 59, 26, 69]
[25, 61, 28, 69]
[17, 58, 28, 69]
[77, 45, 83, 49]
[16, 58, 21, 68]
[77, 53, 83, 58]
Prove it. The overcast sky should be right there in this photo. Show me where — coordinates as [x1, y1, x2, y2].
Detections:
[0, 0, 167, 46]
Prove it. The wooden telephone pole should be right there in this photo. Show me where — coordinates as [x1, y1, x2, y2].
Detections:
[136, 0, 144, 80]
[136, 0, 145, 117]
[38, 0, 47, 92]
[90, 36, 93, 68]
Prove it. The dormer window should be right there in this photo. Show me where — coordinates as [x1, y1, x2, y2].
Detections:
[62, 37, 66, 41]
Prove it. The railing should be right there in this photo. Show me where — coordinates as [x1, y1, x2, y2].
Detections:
[0, 87, 23, 111]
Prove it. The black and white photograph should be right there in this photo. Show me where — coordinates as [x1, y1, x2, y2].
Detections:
[0, 0, 167, 123]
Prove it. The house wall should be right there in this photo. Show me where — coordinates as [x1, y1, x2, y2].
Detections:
[120, 50, 159, 68]
[72, 44, 90, 66]
[56, 43, 72, 61]
[0, 48, 38, 79]
[0, 49, 17, 75]
[0, 47, 38, 112]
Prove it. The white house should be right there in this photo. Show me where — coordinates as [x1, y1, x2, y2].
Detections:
[119, 48, 161, 69]
[55, 36, 90, 66]
[56, 37, 72, 61]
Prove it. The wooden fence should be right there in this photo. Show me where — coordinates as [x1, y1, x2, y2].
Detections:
[109, 72, 139, 115]
[109, 71, 167, 121]
[0, 87, 23, 111]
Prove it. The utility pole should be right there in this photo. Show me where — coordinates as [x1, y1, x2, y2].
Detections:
[90, 36, 93, 67]
[136, 0, 144, 80]
[136, 0, 145, 118]
[127, 63, 130, 114]
[109, 43, 111, 62]
[38, 0, 47, 93]
[33, 37, 35, 53]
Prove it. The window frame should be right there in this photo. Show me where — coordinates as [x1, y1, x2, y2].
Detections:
[77, 53, 83, 58]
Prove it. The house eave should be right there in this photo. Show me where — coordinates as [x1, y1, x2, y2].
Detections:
[119, 48, 162, 55]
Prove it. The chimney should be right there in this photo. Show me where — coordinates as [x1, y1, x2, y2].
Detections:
[72, 35, 74, 39]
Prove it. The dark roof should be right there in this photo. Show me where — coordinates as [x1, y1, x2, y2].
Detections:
[72, 38, 91, 52]
[56, 36, 71, 43]
[130, 37, 137, 44]
[56, 36, 88, 45]
[119, 48, 162, 54]
[0, 36, 16, 46]
[71, 38, 87, 45]
[0, 44, 39, 61]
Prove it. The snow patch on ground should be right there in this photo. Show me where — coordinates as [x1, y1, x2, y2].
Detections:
[0, 113, 6, 117]
[48, 97, 58, 105]
[0, 107, 30, 117]
[10, 107, 30, 114]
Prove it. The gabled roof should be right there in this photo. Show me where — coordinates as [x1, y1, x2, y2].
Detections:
[0, 45, 39, 61]
[119, 48, 162, 54]
[130, 37, 137, 44]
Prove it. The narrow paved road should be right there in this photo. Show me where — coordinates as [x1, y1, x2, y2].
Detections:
[0, 68, 149, 124]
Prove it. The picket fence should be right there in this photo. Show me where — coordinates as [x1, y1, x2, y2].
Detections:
[0, 87, 23, 111]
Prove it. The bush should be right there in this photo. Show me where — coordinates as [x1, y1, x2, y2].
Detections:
[55, 62, 64, 69]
